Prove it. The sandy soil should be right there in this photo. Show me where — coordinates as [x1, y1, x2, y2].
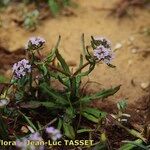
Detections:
[0, 0, 150, 106]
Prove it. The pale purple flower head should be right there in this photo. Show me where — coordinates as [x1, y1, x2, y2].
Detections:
[46, 127, 62, 141]
[93, 45, 114, 64]
[12, 59, 31, 79]
[29, 132, 43, 141]
[16, 132, 44, 150]
[93, 37, 114, 64]
[26, 36, 45, 50]
[16, 138, 28, 150]
[94, 36, 111, 49]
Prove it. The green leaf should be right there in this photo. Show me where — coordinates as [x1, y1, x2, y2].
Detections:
[36, 122, 42, 131]
[92, 144, 106, 150]
[77, 128, 94, 134]
[40, 83, 69, 105]
[82, 112, 99, 123]
[78, 54, 83, 72]
[0, 116, 8, 139]
[122, 140, 149, 150]
[70, 77, 77, 99]
[63, 122, 75, 139]
[46, 36, 61, 63]
[57, 118, 63, 130]
[63, 0, 70, 6]
[55, 49, 70, 74]
[117, 99, 127, 111]
[78, 63, 95, 77]
[19, 101, 41, 109]
[81, 34, 87, 56]
[107, 63, 116, 68]
[119, 139, 144, 150]
[20, 101, 62, 109]
[48, 0, 59, 15]
[40, 102, 57, 108]
[78, 85, 121, 104]
[82, 107, 107, 119]
[0, 75, 7, 83]
[19, 111, 37, 132]
[66, 107, 76, 119]
[57, 75, 70, 87]
[75, 75, 81, 95]
[41, 63, 48, 76]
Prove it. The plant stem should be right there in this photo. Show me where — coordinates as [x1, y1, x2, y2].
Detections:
[73, 61, 90, 76]
[29, 52, 35, 90]
[48, 64, 70, 77]
[77, 101, 82, 130]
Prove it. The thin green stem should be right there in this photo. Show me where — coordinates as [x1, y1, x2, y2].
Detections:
[73, 61, 90, 76]
[48, 64, 70, 77]
[77, 101, 82, 130]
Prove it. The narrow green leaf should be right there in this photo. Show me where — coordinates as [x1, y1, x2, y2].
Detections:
[55, 49, 70, 74]
[78, 85, 121, 104]
[83, 107, 106, 119]
[75, 76, 81, 95]
[70, 77, 77, 99]
[57, 75, 70, 87]
[40, 102, 57, 108]
[123, 140, 149, 150]
[46, 36, 61, 63]
[77, 128, 94, 134]
[66, 107, 76, 119]
[82, 112, 99, 123]
[40, 83, 69, 105]
[107, 63, 116, 68]
[0, 116, 8, 139]
[48, 0, 59, 15]
[37, 121, 42, 130]
[19, 111, 37, 132]
[42, 63, 48, 76]
[0, 75, 7, 83]
[81, 34, 87, 56]
[119, 139, 143, 150]
[78, 54, 83, 71]
[78, 63, 95, 77]
[57, 118, 63, 130]
[63, 122, 75, 139]
[63, 0, 70, 6]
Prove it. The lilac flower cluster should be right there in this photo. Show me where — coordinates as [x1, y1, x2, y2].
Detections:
[26, 36, 45, 50]
[94, 37, 111, 49]
[16, 132, 44, 150]
[93, 37, 114, 64]
[12, 59, 31, 79]
[46, 127, 62, 141]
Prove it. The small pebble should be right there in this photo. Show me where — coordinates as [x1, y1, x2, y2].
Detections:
[114, 43, 122, 50]
[131, 48, 137, 54]
[128, 60, 133, 66]
[129, 36, 135, 42]
[140, 82, 150, 90]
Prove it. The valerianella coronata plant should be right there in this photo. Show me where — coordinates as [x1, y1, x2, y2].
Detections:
[46, 127, 62, 141]
[93, 37, 114, 64]
[12, 59, 31, 79]
[26, 36, 45, 50]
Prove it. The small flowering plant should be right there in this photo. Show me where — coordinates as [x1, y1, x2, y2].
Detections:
[0, 34, 122, 149]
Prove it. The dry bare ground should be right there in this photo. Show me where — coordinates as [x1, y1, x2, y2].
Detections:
[0, 0, 150, 121]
